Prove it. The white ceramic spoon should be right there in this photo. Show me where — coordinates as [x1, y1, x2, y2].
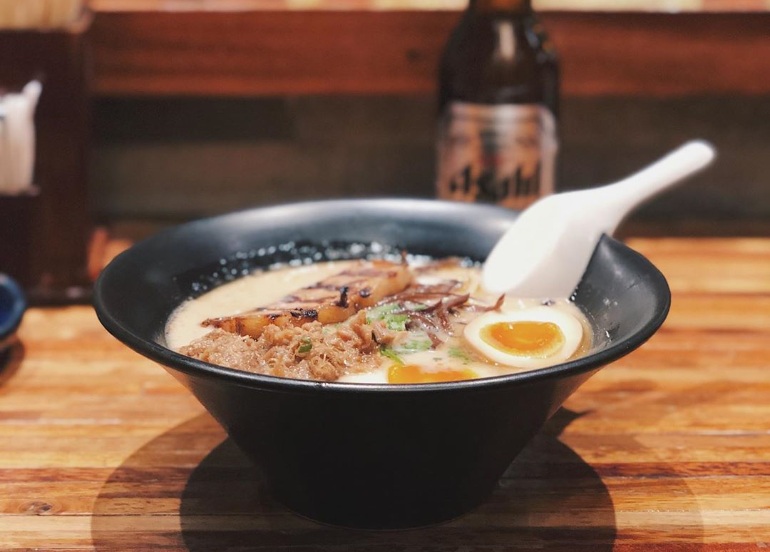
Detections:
[482, 140, 716, 298]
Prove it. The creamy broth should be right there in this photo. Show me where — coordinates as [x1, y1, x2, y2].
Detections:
[166, 259, 593, 383]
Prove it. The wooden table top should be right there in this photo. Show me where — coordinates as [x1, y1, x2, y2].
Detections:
[1, 236, 769, 550]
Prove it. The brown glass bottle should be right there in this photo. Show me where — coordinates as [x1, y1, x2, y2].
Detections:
[435, 0, 559, 209]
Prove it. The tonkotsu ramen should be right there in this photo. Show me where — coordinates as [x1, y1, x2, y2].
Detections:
[166, 257, 593, 384]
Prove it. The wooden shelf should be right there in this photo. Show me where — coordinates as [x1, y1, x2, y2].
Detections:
[89, 0, 770, 12]
[87, 4, 770, 98]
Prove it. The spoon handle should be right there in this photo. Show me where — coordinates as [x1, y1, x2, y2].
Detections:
[600, 140, 716, 233]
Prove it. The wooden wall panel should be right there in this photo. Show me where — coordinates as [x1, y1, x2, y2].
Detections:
[89, 11, 770, 97]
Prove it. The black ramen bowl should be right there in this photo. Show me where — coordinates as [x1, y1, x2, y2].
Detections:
[94, 198, 670, 530]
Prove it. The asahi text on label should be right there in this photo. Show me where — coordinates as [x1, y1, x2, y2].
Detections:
[436, 102, 558, 209]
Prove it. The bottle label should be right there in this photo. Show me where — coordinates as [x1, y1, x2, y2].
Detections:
[436, 102, 558, 209]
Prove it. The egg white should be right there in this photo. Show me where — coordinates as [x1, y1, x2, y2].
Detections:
[463, 306, 583, 369]
[338, 370, 389, 384]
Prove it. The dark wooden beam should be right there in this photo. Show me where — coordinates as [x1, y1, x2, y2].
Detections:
[89, 10, 770, 97]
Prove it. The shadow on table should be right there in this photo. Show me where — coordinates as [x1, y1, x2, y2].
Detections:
[91, 406, 704, 551]
[180, 409, 619, 551]
[0, 340, 24, 388]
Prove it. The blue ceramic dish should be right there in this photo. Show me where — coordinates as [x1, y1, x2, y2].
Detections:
[94, 199, 671, 529]
[0, 273, 26, 353]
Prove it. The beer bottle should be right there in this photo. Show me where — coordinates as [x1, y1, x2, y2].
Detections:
[435, 0, 559, 209]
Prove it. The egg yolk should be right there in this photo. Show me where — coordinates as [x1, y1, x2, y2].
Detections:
[388, 364, 478, 384]
[481, 321, 565, 358]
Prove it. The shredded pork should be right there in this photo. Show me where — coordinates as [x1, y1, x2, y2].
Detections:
[181, 311, 395, 381]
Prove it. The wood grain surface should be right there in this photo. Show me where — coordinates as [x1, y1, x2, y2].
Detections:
[1, 237, 769, 550]
[89, 0, 770, 11]
[89, 11, 770, 97]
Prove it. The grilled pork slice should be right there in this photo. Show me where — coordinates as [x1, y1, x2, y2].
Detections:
[202, 260, 412, 339]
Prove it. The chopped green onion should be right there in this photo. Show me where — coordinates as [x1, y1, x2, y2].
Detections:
[448, 346, 473, 363]
[297, 337, 313, 354]
[393, 331, 433, 354]
[380, 347, 404, 365]
[385, 314, 409, 331]
[367, 303, 398, 322]
[367, 303, 409, 331]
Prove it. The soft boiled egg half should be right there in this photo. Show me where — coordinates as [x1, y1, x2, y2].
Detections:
[463, 305, 584, 370]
